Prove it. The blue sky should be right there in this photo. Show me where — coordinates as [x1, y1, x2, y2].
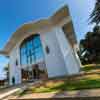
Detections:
[0, 0, 95, 78]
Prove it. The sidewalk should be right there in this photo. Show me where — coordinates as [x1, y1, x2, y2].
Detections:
[0, 87, 21, 99]
[0, 84, 26, 99]
[0, 81, 41, 99]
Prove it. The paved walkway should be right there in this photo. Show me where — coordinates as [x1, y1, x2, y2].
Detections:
[0, 81, 41, 100]
[0, 87, 21, 99]
[0, 84, 27, 99]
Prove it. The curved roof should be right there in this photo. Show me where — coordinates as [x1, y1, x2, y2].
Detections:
[0, 5, 77, 56]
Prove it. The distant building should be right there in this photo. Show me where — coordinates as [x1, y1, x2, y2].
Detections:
[0, 79, 6, 86]
[0, 5, 81, 85]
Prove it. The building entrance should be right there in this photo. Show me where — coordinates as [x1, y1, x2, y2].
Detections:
[21, 62, 48, 82]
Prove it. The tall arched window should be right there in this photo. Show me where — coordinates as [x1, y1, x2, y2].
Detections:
[20, 34, 44, 65]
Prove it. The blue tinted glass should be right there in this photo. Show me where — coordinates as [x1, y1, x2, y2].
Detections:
[31, 55, 35, 64]
[20, 34, 44, 65]
[21, 46, 26, 54]
[33, 36, 41, 48]
[27, 57, 31, 64]
[35, 47, 44, 62]
[21, 55, 27, 65]
[27, 41, 32, 50]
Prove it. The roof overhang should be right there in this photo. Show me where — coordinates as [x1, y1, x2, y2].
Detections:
[0, 5, 77, 56]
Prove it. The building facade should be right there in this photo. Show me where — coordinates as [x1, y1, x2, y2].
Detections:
[0, 6, 81, 85]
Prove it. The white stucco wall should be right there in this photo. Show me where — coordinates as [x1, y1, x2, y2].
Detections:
[9, 45, 21, 85]
[9, 26, 80, 85]
[40, 28, 67, 78]
[55, 27, 80, 75]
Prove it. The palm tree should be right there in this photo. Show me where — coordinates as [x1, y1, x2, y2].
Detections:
[90, 0, 100, 25]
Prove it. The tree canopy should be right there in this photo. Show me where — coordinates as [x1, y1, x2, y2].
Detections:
[80, 26, 100, 64]
[80, 0, 100, 64]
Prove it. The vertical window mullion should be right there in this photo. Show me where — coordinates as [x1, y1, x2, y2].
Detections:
[32, 37, 36, 64]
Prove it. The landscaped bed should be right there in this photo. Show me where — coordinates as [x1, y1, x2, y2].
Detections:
[12, 64, 100, 96]
[19, 75, 100, 95]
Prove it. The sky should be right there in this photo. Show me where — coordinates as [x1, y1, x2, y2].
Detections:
[0, 0, 96, 79]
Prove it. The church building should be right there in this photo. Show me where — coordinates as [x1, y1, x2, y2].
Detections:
[0, 5, 81, 85]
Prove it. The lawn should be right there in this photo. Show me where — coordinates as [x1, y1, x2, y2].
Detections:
[81, 64, 100, 72]
[18, 64, 100, 95]
[27, 79, 100, 93]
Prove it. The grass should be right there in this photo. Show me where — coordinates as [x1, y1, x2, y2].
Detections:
[31, 79, 100, 92]
[18, 64, 100, 95]
[81, 64, 100, 72]
[20, 75, 100, 94]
